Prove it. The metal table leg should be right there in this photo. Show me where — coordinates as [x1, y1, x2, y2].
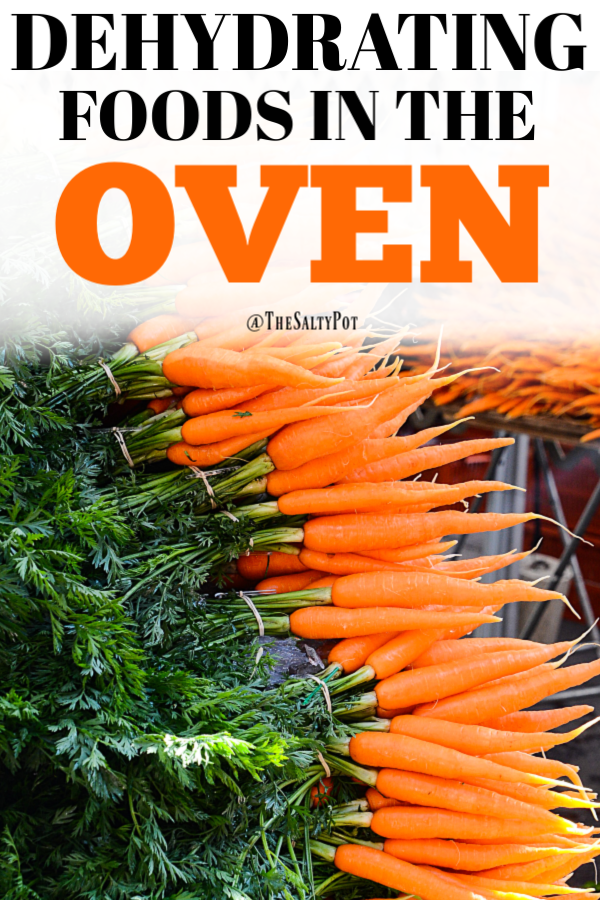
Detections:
[520, 463, 600, 641]
[454, 437, 508, 555]
[529, 440, 600, 652]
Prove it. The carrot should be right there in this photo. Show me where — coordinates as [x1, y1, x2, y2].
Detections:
[171, 386, 192, 397]
[290, 607, 498, 639]
[479, 849, 600, 882]
[310, 776, 334, 807]
[244, 342, 343, 361]
[366, 788, 402, 811]
[375, 769, 561, 825]
[182, 404, 353, 446]
[128, 314, 198, 353]
[482, 707, 594, 733]
[265, 421, 466, 496]
[359, 541, 457, 563]
[413, 657, 600, 723]
[343, 335, 403, 380]
[236, 551, 307, 581]
[255, 570, 322, 594]
[267, 375, 459, 471]
[329, 633, 400, 674]
[365, 360, 401, 379]
[349, 733, 565, 788]
[411, 637, 541, 669]
[338, 437, 515, 483]
[383, 839, 568, 872]
[298, 549, 428, 577]
[376, 643, 574, 710]
[367, 630, 445, 680]
[329, 571, 564, 611]
[433, 549, 534, 579]
[483, 753, 584, 789]
[582, 428, 600, 444]
[377, 705, 416, 719]
[167, 431, 273, 467]
[369, 408, 419, 439]
[278, 480, 516, 516]
[453, 871, 585, 896]
[163, 344, 344, 390]
[303, 510, 542, 553]
[182, 384, 273, 416]
[309, 575, 339, 589]
[333, 843, 487, 900]
[148, 397, 174, 414]
[311, 348, 362, 378]
[369, 807, 567, 842]
[463, 776, 599, 812]
[195, 322, 273, 352]
[389, 715, 600, 757]
[530, 849, 600, 883]
[232, 377, 397, 414]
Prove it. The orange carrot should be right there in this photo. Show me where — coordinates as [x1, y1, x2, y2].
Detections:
[349, 733, 562, 788]
[128, 314, 198, 353]
[267, 376, 458, 471]
[343, 335, 403, 380]
[432, 549, 533, 579]
[298, 549, 426, 577]
[265, 421, 465, 496]
[414, 658, 600, 723]
[303, 510, 540, 553]
[163, 344, 344, 390]
[359, 541, 457, 563]
[311, 348, 362, 378]
[338, 437, 515, 483]
[377, 705, 416, 719]
[366, 788, 402, 811]
[482, 707, 594, 733]
[375, 769, 561, 825]
[389, 715, 598, 756]
[529, 849, 600, 883]
[383, 839, 566, 872]
[290, 607, 498, 639]
[181, 404, 352, 446]
[148, 397, 174, 414]
[278, 480, 516, 516]
[244, 342, 342, 361]
[479, 848, 600, 882]
[255, 570, 322, 594]
[182, 385, 273, 416]
[333, 844, 486, 900]
[376, 643, 573, 710]
[329, 571, 564, 611]
[310, 776, 334, 807]
[369, 807, 566, 842]
[328, 633, 399, 674]
[367, 630, 445, 680]
[233, 377, 397, 414]
[309, 575, 339, 589]
[482, 752, 584, 788]
[463, 775, 599, 812]
[452, 871, 585, 896]
[365, 360, 401, 379]
[237, 551, 307, 581]
[167, 431, 273, 467]
[411, 637, 541, 669]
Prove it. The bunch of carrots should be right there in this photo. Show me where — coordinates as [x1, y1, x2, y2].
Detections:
[400, 336, 600, 443]
[95, 303, 600, 900]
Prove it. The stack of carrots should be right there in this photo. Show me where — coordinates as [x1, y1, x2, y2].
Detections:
[399, 335, 600, 443]
[108, 306, 600, 900]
